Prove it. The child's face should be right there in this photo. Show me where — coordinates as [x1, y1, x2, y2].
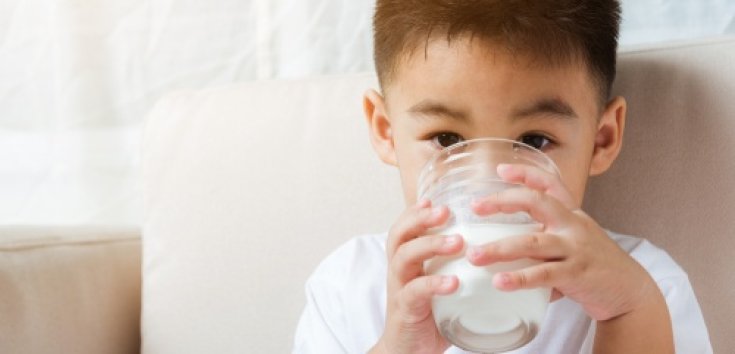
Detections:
[365, 37, 625, 208]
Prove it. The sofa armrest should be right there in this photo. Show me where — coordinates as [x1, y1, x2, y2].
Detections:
[0, 226, 142, 354]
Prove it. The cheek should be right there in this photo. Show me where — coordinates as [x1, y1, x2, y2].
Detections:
[564, 172, 588, 207]
[554, 155, 592, 206]
[394, 141, 436, 204]
[397, 163, 424, 206]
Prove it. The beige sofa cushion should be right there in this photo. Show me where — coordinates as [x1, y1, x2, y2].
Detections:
[142, 38, 734, 353]
[0, 227, 141, 354]
[141, 75, 400, 354]
[584, 38, 735, 352]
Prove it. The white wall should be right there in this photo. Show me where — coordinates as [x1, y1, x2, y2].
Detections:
[0, 0, 733, 225]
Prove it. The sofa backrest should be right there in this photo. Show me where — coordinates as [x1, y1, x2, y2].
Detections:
[141, 74, 397, 354]
[0, 227, 141, 354]
[584, 37, 735, 352]
[141, 38, 735, 353]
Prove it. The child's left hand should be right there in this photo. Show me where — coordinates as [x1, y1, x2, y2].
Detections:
[467, 163, 659, 321]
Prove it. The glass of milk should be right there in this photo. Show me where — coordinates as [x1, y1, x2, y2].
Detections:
[418, 138, 560, 353]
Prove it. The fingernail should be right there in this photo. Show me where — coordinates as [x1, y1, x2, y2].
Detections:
[440, 276, 455, 290]
[444, 235, 460, 247]
[499, 273, 512, 286]
[467, 246, 483, 260]
[470, 199, 486, 212]
[497, 163, 511, 172]
[431, 206, 444, 219]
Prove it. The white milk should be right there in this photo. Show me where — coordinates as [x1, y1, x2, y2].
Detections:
[425, 223, 551, 353]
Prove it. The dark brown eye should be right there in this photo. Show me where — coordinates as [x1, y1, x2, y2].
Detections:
[520, 134, 552, 150]
[432, 133, 464, 148]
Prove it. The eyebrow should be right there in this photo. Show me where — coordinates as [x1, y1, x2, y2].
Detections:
[407, 97, 578, 123]
[511, 98, 578, 120]
[407, 100, 469, 122]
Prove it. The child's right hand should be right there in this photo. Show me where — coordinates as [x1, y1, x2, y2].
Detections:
[370, 200, 464, 354]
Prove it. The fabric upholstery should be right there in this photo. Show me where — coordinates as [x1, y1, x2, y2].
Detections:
[584, 37, 735, 352]
[141, 38, 735, 353]
[0, 227, 141, 354]
[141, 76, 400, 354]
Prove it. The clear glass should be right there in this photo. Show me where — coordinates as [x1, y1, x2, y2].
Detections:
[418, 138, 560, 353]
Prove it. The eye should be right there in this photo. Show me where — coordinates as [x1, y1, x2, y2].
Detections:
[431, 132, 465, 148]
[520, 134, 553, 150]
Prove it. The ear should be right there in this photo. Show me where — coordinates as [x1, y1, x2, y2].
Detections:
[363, 89, 398, 166]
[589, 96, 626, 176]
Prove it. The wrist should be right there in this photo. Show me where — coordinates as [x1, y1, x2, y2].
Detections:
[369, 338, 391, 354]
[594, 277, 673, 354]
[594, 264, 661, 321]
[614, 271, 662, 319]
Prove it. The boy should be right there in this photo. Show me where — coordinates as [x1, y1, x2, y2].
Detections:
[294, 0, 711, 353]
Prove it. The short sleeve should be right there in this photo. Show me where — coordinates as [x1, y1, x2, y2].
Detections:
[658, 275, 713, 353]
[292, 274, 349, 354]
[292, 233, 388, 353]
[579, 232, 713, 353]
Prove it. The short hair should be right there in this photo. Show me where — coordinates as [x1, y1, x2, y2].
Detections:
[373, 0, 622, 104]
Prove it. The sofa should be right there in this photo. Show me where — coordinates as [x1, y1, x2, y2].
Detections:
[1, 37, 734, 353]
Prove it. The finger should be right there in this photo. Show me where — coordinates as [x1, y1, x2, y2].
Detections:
[387, 201, 450, 257]
[466, 232, 567, 266]
[392, 234, 464, 285]
[471, 187, 570, 229]
[398, 275, 459, 324]
[493, 262, 562, 291]
[496, 163, 576, 209]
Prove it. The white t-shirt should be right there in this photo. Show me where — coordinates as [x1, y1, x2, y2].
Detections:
[293, 231, 712, 353]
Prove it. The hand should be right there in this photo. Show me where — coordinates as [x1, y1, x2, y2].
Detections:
[467, 163, 658, 321]
[371, 200, 464, 354]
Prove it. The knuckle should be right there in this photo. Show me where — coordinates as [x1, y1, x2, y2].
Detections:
[531, 189, 545, 202]
[416, 237, 437, 259]
[485, 242, 499, 255]
[389, 255, 409, 278]
[393, 209, 428, 235]
[397, 284, 414, 305]
[424, 276, 438, 291]
[524, 234, 543, 251]
[407, 281, 422, 300]
[392, 246, 411, 269]
[417, 209, 442, 231]
[397, 248, 431, 280]
[388, 257, 402, 277]
[517, 272, 528, 288]
[432, 235, 447, 251]
[401, 279, 428, 304]
[416, 210, 434, 229]
[540, 266, 553, 283]
[391, 211, 414, 234]
[387, 224, 405, 251]
[415, 209, 431, 227]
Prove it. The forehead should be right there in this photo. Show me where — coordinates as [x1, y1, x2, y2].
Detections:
[384, 37, 601, 116]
